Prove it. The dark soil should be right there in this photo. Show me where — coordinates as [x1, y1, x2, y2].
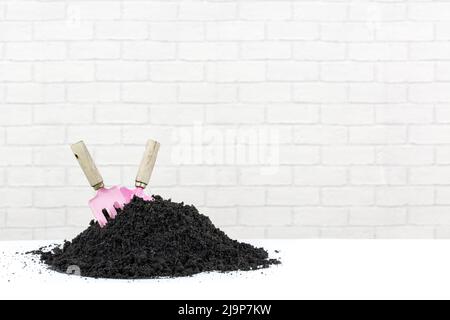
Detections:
[31, 196, 280, 279]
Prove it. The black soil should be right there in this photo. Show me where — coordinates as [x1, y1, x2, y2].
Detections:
[32, 196, 280, 279]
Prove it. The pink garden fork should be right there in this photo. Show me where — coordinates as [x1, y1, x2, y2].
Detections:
[71, 140, 160, 227]
[71, 141, 127, 227]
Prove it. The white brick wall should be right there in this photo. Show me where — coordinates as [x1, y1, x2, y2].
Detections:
[1, 0, 450, 240]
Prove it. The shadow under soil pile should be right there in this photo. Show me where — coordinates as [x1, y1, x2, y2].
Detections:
[33, 196, 280, 279]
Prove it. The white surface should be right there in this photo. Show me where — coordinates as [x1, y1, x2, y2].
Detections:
[1, 239, 450, 300]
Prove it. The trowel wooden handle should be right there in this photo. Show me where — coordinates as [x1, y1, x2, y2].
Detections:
[136, 139, 160, 189]
[70, 141, 104, 191]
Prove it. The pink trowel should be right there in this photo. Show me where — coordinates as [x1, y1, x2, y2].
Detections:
[121, 139, 160, 203]
[71, 141, 127, 227]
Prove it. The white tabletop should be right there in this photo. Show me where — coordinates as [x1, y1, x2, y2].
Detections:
[1, 239, 449, 300]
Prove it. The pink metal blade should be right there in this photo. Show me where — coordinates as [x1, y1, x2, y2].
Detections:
[88, 186, 127, 227]
[121, 187, 152, 203]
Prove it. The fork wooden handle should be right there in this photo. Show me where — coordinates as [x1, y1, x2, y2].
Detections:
[136, 139, 160, 189]
[71, 141, 104, 191]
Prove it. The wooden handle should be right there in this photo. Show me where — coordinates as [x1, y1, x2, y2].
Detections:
[70, 141, 104, 191]
[135, 139, 160, 189]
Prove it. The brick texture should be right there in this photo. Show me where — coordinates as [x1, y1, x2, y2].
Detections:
[0, 0, 449, 240]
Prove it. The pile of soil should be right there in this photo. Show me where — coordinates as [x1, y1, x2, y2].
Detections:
[32, 196, 280, 279]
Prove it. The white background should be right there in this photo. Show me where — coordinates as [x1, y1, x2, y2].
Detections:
[1, 0, 450, 240]
[4, 239, 450, 300]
